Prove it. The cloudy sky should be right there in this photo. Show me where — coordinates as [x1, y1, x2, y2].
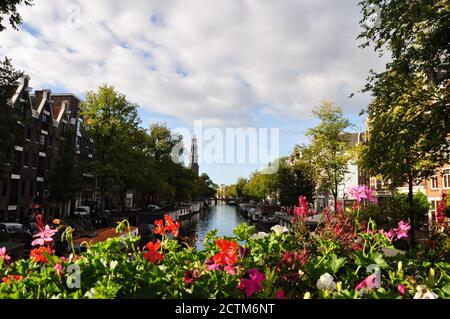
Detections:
[0, 0, 387, 185]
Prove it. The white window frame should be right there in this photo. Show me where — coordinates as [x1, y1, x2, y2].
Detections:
[430, 175, 438, 189]
[443, 169, 450, 189]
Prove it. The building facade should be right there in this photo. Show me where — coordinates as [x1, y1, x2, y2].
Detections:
[0, 76, 97, 222]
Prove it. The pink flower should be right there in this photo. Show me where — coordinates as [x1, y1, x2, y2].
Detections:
[31, 225, 58, 247]
[348, 186, 377, 203]
[238, 268, 265, 298]
[275, 289, 285, 299]
[396, 221, 411, 239]
[0, 247, 11, 261]
[224, 265, 236, 275]
[397, 284, 407, 296]
[294, 196, 310, 217]
[381, 228, 396, 242]
[355, 273, 380, 291]
[54, 263, 64, 275]
[207, 263, 220, 271]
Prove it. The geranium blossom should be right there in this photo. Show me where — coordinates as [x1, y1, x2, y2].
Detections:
[213, 239, 238, 267]
[2, 275, 22, 284]
[164, 215, 180, 237]
[30, 246, 53, 263]
[316, 273, 336, 292]
[143, 241, 164, 263]
[154, 215, 180, 237]
[31, 225, 58, 247]
[0, 247, 11, 261]
[154, 219, 166, 236]
[238, 268, 265, 298]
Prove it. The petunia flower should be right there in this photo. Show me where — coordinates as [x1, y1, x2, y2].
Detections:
[355, 273, 380, 291]
[250, 232, 269, 240]
[316, 273, 336, 292]
[238, 268, 265, 298]
[397, 284, 407, 296]
[275, 290, 285, 299]
[413, 285, 438, 299]
[271, 225, 288, 235]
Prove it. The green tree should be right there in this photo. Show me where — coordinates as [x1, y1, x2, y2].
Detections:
[278, 156, 315, 207]
[243, 171, 278, 204]
[361, 76, 450, 244]
[358, 0, 449, 102]
[305, 100, 353, 207]
[235, 177, 248, 201]
[0, 0, 33, 32]
[0, 58, 24, 173]
[81, 85, 141, 212]
[147, 123, 182, 161]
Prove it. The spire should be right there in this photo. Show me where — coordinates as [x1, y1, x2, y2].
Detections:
[189, 135, 199, 176]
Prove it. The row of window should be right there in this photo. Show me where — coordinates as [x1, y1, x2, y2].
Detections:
[13, 150, 52, 171]
[0, 179, 44, 199]
[429, 168, 450, 189]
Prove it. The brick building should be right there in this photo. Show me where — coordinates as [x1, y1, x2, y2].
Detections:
[0, 75, 97, 222]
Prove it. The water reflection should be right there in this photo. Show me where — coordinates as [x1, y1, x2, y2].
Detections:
[180, 202, 246, 250]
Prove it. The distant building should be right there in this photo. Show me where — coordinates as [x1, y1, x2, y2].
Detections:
[0, 76, 97, 222]
[189, 135, 199, 176]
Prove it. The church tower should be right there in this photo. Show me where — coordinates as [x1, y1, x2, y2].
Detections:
[189, 135, 199, 176]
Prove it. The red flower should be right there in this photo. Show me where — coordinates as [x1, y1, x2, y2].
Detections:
[153, 215, 180, 237]
[275, 289, 286, 299]
[294, 196, 310, 217]
[2, 275, 23, 284]
[154, 219, 166, 236]
[213, 239, 238, 267]
[30, 246, 53, 263]
[143, 241, 164, 263]
[164, 215, 180, 237]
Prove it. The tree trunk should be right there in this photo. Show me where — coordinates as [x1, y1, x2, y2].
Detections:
[407, 176, 416, 246]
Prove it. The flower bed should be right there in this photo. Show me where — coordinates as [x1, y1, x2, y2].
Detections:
[1, 188, 449, 299]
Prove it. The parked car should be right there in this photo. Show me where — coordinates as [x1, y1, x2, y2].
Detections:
[0, 223, 33, 242]
[147, 205, 162, 212]
[74, 206, 91, 217]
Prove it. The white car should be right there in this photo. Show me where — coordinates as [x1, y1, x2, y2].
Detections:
[74, 206, 91, 216]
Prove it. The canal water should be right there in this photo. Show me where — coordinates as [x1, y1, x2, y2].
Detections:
[180, 202, 246, 250]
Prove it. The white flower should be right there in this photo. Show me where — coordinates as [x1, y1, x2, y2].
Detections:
[413, 285, 438, 299]
[316, 273, 336, 292]
[271, 225, 288, 235]
[110, 260, 118, 270]
[84, 288, 97, 299]
[250, 232, 269, 240]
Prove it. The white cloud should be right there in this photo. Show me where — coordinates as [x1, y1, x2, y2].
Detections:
[0, 0, 387, 126]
